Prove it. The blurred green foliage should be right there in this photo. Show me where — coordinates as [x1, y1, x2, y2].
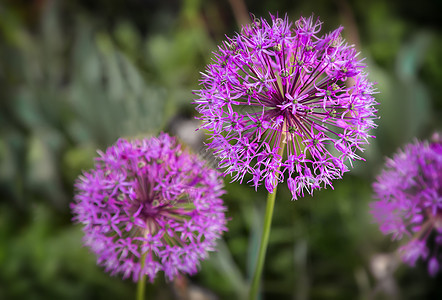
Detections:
[0, 0, 441, 299]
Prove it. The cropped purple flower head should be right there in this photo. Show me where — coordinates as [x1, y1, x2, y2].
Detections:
[194, 13, 378, 199]
[370, 134, 442, 276]
[71, 133, 228, 282]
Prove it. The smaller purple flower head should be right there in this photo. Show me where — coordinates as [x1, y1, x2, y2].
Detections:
[71, 133, 228, 282]
[370, 133, 442, 276]
[194, 13, 378, 199]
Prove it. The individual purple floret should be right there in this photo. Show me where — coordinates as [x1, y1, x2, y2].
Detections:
[370, 133, 442, 276]
[71, 133, 228, 282]
[194, 14, 378, 199]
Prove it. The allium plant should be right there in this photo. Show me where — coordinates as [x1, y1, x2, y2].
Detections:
[195, 13, 378, 299]
[194, 14, 378, 200]
[71, 133, 227, 285]
[370, 134, 442, 276]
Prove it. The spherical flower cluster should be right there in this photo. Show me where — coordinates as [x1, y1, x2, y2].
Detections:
[194, 14, 377, 199]
[71, 133, 228, 282]
[370, 134, 442, 276]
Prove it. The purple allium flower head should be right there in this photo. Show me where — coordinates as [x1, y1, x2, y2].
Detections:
[194, 14, 378, 199]
[370, 133, 442, 276]
[71, 133, 228, 282]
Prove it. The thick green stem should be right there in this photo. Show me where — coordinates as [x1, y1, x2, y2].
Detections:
[249, 183, 279, 300]
[136, 252, 147, 300]
[249, 141, 285, 300]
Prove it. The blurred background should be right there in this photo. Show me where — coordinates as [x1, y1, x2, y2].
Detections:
[0, 0, 441, 299]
